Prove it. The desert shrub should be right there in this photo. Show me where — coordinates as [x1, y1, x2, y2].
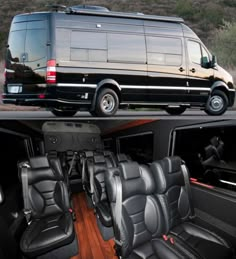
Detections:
[211, 21, 236, 67]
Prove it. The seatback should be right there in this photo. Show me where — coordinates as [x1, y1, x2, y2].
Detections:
[26, 157, 70, 219]
[106, 161, 165, 258]
[103, 151, 117, 167]
[150, 156, 191, 232]
[92, 155, 108, 205]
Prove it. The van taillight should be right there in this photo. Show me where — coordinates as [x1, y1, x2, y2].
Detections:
[46, 60, 56, 84]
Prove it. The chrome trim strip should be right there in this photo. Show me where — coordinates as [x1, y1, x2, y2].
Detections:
[220, 179, 236, 187]
[120, 85, 211, 91]
[57, 83, 97, 88]
[57, 83, 211, 92]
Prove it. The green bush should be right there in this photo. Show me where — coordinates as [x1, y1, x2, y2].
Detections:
[175, 0, 195, 20]
[211, 21, 236, 67]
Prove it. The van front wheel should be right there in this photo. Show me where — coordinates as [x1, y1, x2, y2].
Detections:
[165, 107, 186, 115]
[51, 108, 77, 117]
[96, 88, 119, 117]
[205, 90, 228, 116]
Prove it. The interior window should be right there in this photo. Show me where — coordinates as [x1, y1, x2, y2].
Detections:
[173, 126, 236, 192]
[118, 132, 153, 163]
[188, 41, 202, 65]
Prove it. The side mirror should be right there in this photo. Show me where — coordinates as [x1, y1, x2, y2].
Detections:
[201, 56, 210, 68]
[211, 55, 217, 68]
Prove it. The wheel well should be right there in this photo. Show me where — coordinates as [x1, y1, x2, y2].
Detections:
[212, 86, 229, 100]
[98, 84, 121, 102]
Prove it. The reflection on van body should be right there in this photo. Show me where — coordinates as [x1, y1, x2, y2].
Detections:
[3, 6, 235, 116]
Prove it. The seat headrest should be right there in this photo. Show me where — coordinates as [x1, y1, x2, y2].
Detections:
[163, 156, 182, 174]
[0, 185, 4, 204]
[119, 161, 140, 180]
[103, 150, 110, 156]
[117, 153, 128, 162]
[29, 156, 50, 169]
[118, 161, 155, 200]
[94, 155, 106, 164]
[151, 156, 184, 194]
[84, 151, 94, 158]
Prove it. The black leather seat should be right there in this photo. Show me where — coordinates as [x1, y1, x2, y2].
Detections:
[20, 157, 75, 258]
[92, 155, 112, 227]
[106, 161, 195, 259]
[151, 156, 234, 259]
[116, 153, 131, 163]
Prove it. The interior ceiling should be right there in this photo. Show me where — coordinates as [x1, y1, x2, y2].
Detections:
[18, 120, 146, 135]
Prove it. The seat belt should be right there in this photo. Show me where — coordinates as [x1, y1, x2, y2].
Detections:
[114, 174, 123, 254]
[68, 152, 77, 176]
[181, 163, 195, 219]
[81, 154, 86, 189]
[21, 166, 31, 224]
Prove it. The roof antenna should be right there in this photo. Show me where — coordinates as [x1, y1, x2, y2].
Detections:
[46, 4, 67, 12]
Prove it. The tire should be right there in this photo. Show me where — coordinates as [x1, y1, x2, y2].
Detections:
[95, 88, 119, 117]
[204, 90, 228, 116]
[165, 106, 186, 115]
[51, 108, 77, 117]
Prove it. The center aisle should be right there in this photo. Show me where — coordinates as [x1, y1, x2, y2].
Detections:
[71, 192, 117, 259]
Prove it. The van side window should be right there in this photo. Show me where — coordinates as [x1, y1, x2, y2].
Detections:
[202, 47, 210, 63]
[146, 37, 182, 66]
[188, 41, 202, 65]
[70, 31, 107, 62]
[108, 34, 146, 64]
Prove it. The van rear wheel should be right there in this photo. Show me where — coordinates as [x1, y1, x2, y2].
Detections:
[204, 90, 228, 116]
[51, 108, 77, 117]
[165, 107, 186, 115]
[96, 88, 119, 117]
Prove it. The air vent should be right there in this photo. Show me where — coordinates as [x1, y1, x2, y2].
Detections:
[66, 5, 109, 14]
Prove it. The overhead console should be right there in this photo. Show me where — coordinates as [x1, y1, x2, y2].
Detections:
[42, 121, 103, 152]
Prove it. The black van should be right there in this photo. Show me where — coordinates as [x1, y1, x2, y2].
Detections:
[3, 5, 235, 116]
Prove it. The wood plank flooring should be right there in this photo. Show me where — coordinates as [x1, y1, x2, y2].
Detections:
[71, 192, 117, 259]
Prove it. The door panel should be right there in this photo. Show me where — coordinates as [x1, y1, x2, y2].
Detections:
[192, 185, 236, 247]
[186, 40, 214, 102]
[147, 36, 187, 102]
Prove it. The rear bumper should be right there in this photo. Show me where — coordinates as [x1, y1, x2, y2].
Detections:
[2, 94, 91, 109]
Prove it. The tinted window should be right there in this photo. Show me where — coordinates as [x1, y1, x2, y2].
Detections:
[188, 41, 202, 64]
[7, 30, 26, 64]
[146, 37, 182, 66]
[25, 29, 47, 62]
[119, 132, 153, 163]
[108, 34, 146, 63]
[70, 31, 107, 62]
[173, 126, 236, 192]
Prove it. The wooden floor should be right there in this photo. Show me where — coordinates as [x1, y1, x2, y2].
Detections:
[71, 192, 117, 259]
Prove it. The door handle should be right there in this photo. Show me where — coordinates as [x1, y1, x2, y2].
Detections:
[190, 68, 196, 73]
[179, 67, 185, 72]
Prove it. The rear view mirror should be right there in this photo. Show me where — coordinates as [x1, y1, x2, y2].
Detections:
[210, 55, 217, 68]
[201, 56, 210, 68]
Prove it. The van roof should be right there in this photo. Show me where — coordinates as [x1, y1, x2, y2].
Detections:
[65, 8, 184, 23]
[15, 8, 184, 24]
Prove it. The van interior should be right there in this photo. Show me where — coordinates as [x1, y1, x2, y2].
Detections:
[0, 119, 236, 259]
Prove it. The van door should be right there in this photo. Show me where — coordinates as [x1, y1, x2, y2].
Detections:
[186, 40, 214, 103]
[5, 20, 27, 93]
[6, 14, 48, 94]
[23, 15, 48, 91]
[147, 36, 187, 102]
